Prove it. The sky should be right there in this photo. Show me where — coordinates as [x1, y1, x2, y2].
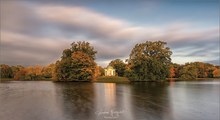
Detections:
[0, 0, 219, 67]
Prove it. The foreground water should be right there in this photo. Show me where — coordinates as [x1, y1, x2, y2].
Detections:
[0, 80, 219, 120]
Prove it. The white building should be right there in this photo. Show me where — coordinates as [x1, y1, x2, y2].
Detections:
[104, 66, 116, 76]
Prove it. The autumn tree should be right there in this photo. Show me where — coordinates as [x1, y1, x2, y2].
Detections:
[13, 66, 44, 80]
[14, 69, 27, 80]
[94, 66, 104, 78]
[71, 41, 97, 60]
[55, 41, 97, 81]
[169, 65, 175, 78]
[126, 41, 172, 81]
[189, 62, 216, 78]
[11, 65, 24, 77]
[99, 66, 105, 76]
[109, 59, 126, 76]
[171, 63, 181, 78]
[42, 64, 55, 78]
[192, 62, 206, 78]
[204, 63, 215, 78]
[213, 67, 220, 78]
[25, 66, 43, 80]
[179, 63, 197, 80]
[0, 64, 13, 78]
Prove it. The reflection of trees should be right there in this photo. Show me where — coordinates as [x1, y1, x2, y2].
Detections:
[116, 84, 134, 120]
[54, 82, 95, 120]
[130, 82, 173, 120]
[53, 82, 174, 120]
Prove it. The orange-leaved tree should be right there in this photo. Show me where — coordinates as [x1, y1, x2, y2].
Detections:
[55, 41, 97, 81]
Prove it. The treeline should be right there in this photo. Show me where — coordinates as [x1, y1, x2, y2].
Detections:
[0, 41, 104, 81]
[107, 60, 220, 80]
[107, 42, 220, 81]
[169, 62, 220, 80]
[1, 41, 219, 81]
[0, 64, 56, 80]
[1, 61, 219, 81]
[0, 63, 105, 81]
[105, 59, 220, 80]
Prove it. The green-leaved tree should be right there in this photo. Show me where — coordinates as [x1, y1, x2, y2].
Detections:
[126, 41, 172, 81]
[109, 59, 126, 77]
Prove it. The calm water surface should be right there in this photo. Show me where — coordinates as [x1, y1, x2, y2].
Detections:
[0, 80, 219, 120]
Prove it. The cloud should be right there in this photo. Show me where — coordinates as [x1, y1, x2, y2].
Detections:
[0, 31, 71, 66]
[0, 2, 219, 67]
[35, 5, 170, 41]
[34, 5, 219, 43]
[0, 1, 47, 37]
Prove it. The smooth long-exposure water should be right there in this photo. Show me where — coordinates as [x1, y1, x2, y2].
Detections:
[0, 80, 219, 120]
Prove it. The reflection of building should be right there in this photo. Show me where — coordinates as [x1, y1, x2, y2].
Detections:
[104, 66, 116, 76]
[104, 83, 116, 107]
[94, 83, 134, 120]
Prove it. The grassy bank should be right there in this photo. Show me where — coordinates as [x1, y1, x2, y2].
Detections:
[94, 76, 130, 83]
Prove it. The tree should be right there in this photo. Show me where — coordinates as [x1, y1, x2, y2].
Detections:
[0, 64, 13, 78]
[179, 63, 197, 80]
[14, 69, 27, 80]
[71, 51, 96, 81]
[42, 64, 55, 78]
[127, 41, 172, 81]
[194, 62, 206, 78]
[62, 49, 72, 59]
[109, 59, 126, 76]
[169, 65, 175, 78]
[99, 66, 105, 76]
[189, 62, 216, 78]
[171, 63, 181, 78]
[213, 67, 220, 78]
[71, 41, 97, 60]
[204, 63, 215, 78]
[29, 66, 43, 80]
[94, 66, 104, 78]
[11, 65, 24, 78]
[13, 66, 44, 80]
[55, 41, 97, 81]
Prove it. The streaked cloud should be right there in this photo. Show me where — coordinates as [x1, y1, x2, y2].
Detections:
[1, 31, 71, 66]
[0, 1, 219, 67]
[35, 5, 218, 42]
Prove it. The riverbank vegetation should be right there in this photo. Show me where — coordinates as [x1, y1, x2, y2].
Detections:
[1, 41, 220, 82]
[169, 62, 220, 80]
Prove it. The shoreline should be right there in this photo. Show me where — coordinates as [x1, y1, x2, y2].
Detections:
[1, 77, 220, 83]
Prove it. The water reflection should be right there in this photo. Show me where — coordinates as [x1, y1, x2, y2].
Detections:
[129, 82, 174, 120]
[94, 83, 134, 120]
[0, 81, 219, 120]
[118, 84, 134, 120]
[54, 82, 95, 120]
[103, 83, 116, 108]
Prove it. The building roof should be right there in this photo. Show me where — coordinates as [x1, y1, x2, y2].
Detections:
[105, 65, 114, 70]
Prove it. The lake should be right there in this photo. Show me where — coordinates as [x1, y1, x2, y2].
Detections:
[0, 80, 219, 120]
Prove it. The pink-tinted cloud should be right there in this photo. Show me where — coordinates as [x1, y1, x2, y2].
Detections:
[35, 5, 218, 42]
[1, 2, 219, 66]
[1, 31, 71, 66]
